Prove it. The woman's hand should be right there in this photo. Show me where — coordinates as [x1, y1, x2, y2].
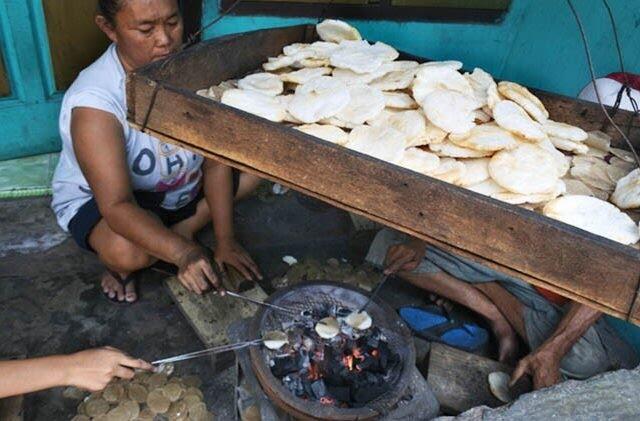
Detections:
[65, 347, 153, 392]
[214, 237, 263, 281]
[384, 240, 427, 275]
[176, 246, 224, 294]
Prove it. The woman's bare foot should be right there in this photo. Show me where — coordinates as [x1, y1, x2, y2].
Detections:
[490, 319, 519, 363]
[101, 271, 137, 303]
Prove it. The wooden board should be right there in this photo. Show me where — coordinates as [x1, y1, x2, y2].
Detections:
[127, 25, 640, 323]
[164, 275, 268, 347]
[426, 343, 530, 414]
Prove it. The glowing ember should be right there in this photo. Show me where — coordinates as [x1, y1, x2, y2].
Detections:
[320, 396, 335, 405]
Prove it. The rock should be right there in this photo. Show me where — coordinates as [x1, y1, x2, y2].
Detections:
[441, 367, 640, 420]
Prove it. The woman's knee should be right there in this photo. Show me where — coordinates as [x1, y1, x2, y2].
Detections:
[98, 236, 154, 272]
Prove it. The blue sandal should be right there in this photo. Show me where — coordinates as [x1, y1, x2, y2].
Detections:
[399, 305, 488, 352]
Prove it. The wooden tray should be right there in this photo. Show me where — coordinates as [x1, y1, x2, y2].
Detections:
[126, 24, 640, 323]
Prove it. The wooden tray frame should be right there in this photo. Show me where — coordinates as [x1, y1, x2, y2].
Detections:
[126, 25, 640, 323]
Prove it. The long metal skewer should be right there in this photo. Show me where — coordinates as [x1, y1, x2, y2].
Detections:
[359, 272, 390, 312]
[151, 339, 263, 365]
[149, 265, 303, 317]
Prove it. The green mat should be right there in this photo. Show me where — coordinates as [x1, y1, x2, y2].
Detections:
[0, 153, 59, 199]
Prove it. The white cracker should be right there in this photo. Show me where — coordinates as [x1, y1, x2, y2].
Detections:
[316, 19, 361, 43]
[412, 66, 474, 104]
[295, 124, 349, 146]
[538, 138, 571, 177]
[467, 178, 508, 196]
[542, 120, 588, 142]
[492, 180, 565, 205]
[263, 55, 296, 71]
[419, 60, 463, 71]
[221, 89, 286, 122]
[420, 89, 478, 135]
[383, 91, 418, 109]
[549, 136, 589, 155]
[398, 147, 441, 174]
[610, 168, 640, 209]
[493, 100, 546, 141]
[279, 67, 332, 84]
[458, 158, 491, 187]
[336, 84, 386, 125]
[465, 68, 495, 109]
[584, 130, 612, 152]
[385, 110, 429, 147]
[489, 143, 559, 194]
[345, 125, 407, 164]
[430, 141, 493, 158]
[543, 195, 639, 245]
[332, 67, 388, 85]
[425, 157, 467, 185]
[498, 81, 549, 123]
[370, 68, 417, 91]
[448, 122, 519, 152]
[237, 72, 283, 96]
[288, 76, 350, 123]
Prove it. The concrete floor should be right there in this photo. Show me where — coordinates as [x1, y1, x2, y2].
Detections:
[0, 188, 398, 420]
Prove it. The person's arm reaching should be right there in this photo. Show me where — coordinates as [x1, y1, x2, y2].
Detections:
[71, 107, 221, 293]
[511, 302, 602, 389]
[202, 159, 262, 281]
[0, 347, 152, 399]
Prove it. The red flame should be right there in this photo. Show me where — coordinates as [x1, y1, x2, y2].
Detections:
[342, 348, 366, 372]
[320, 396, 335, 405]
[308, 362, 322, 380]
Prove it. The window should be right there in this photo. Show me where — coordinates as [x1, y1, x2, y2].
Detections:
[221, 0, 511, 23]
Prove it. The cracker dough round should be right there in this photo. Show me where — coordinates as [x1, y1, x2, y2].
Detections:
[610, 168, 640, 209]
[492, 100, 546, 141]
[489, 143, 559, 194]
[448, 122, 519, 152]
[420, 89, 477, 134]
[316, 19, 362, 43]
[345, 311, 372, 330]
[399, 147, 441, 174]
[295, 124, 349, 145]
[263, 330, 289, 350]
[315, 317, 340, 339]
[498, 81, 549, 123]
[221, 89, 286, 122]
[543, 195, 640, 244]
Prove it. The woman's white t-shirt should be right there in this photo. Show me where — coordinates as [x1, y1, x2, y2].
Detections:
[51, 44, 203, 231]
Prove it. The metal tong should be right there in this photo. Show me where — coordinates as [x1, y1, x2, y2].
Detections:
[151, 339, 263, 365]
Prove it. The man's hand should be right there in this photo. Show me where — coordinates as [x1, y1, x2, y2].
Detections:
[176, 246, 224, 295]
[65, 347, 153, 392]
[384, 240, 426, 275]
[214, 237, 263, 281]
[510, 347, 562, 390]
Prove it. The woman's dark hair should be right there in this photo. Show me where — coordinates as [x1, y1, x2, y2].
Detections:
[97, 0, 125, 25]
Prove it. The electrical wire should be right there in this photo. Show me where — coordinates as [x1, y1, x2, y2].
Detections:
[565, 0, 640, 167]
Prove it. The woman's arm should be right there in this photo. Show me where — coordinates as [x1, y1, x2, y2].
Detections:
[202, 159, 261, 280]
[71, 107, 220, 292]
[0, 348, 152, 399]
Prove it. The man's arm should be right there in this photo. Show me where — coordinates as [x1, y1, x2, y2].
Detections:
[511, 302, 602, 389]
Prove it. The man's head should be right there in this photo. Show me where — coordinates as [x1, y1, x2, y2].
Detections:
[96, 0, 183, 72]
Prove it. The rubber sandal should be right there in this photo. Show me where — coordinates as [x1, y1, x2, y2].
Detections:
[398, 305, 488, 352]
[104, 270, 140, 304]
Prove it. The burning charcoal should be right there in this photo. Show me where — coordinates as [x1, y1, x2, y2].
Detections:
[283, 375, 306, 398]
[271, 356, 300, 377]
[310, 379, 328, 400]
[325, 385, 350, 403]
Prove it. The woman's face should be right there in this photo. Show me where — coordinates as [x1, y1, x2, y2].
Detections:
[98, 0, 183, 72]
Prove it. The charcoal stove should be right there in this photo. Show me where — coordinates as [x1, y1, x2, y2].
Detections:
[248, 281, 416, 420]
